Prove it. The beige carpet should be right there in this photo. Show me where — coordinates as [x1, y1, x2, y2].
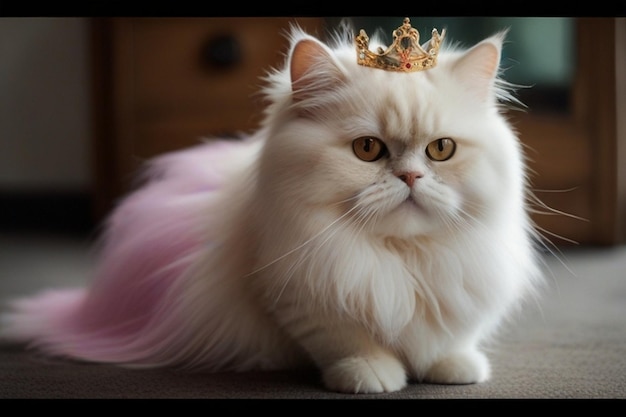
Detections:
[1, 233, 625, 399]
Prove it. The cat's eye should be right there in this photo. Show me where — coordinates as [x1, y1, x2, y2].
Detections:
[426, 138, 456, 161]
[352, 137, 387, 162]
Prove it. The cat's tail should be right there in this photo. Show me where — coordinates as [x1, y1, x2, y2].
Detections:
[0, 140, 246, 366]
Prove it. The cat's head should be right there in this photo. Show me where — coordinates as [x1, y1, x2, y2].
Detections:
[257, 20, 528, 239]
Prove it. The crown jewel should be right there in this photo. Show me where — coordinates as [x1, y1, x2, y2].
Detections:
[355, 17, 445, 72]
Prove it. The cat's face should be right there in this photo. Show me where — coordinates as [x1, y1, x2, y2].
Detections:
[259, 29, 524, 239]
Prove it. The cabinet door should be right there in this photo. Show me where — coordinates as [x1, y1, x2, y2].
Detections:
[91, 17, 323, 217]
[92, 17, 625, 245]
[478, 18, 625, 246]
[512, 18, 625, 246]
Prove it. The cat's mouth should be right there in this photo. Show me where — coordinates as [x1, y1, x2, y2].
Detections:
[400, 196, 425, 212]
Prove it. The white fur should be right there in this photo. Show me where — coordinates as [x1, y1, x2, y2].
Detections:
[3, 24, 543, 394]
[164, 25, 542, 393]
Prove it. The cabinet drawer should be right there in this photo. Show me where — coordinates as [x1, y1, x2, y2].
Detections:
[92, 18, 324, 216]
[130, 18, 314, 125]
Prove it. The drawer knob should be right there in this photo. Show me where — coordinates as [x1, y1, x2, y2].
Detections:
[201, 34, 242, 70]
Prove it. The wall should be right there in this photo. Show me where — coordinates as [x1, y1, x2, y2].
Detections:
[0, 17, 92, 191]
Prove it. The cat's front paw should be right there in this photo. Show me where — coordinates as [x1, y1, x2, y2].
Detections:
[424, 349, 490, 384]
[322, 354, 406, 394]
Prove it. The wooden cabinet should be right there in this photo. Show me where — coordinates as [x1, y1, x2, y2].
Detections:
[509, 18, 625, 246]
[91, 17, 625, 245]
[91, 17, 323, 217]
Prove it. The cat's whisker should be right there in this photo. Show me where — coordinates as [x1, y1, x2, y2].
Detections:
[533, 234, 568, 275]
[530, 226, 569, 254]
[283, 230, 369, 307]
[519, 191, 581, 282]
[270, 199, 385, 307]
[532, 225, 579, 257]
[329, 194, 361, 207]
[352, 203, 379, 234]
[524, 190, 584, 276]
[267, 202, 372, 306]
[446, 212, 479, 241]
[446, 201, 485, 233]
[532, 186, 580, 193]
[528, 225, 576, 302]
[245, 203, 363, 278]
[447, 212, 473, 234]
[526, 191, 587, 222]
[1, 19, 550, 395]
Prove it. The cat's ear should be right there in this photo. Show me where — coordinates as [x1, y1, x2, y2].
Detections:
[451, 32, 505, 102]
[289, 35, 347, 104]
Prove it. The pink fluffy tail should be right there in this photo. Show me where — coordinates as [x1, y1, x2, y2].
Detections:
[1, 140, 245, 365]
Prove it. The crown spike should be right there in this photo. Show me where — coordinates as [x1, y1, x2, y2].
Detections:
[355, 17, 445, 72]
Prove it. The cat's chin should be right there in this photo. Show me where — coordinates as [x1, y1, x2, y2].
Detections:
[372, 198, 439, 239]
[399, 198, 424, 212]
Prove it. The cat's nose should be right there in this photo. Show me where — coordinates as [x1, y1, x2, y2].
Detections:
[396, 171, 423, 187]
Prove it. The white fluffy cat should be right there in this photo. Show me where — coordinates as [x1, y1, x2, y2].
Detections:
[2, 19, 542, 394]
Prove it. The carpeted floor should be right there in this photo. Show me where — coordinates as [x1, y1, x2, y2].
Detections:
[0, 233, 625, 399]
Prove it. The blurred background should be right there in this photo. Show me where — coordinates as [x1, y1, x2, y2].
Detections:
[0, 17, 624, 245]
[1, 17, 625, 400]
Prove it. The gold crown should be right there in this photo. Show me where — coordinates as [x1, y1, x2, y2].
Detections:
[355, 17, 445, 72]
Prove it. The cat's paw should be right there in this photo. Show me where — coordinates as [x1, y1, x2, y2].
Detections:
[424, 349, 490, 384]
[322, 354, 406, 394]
